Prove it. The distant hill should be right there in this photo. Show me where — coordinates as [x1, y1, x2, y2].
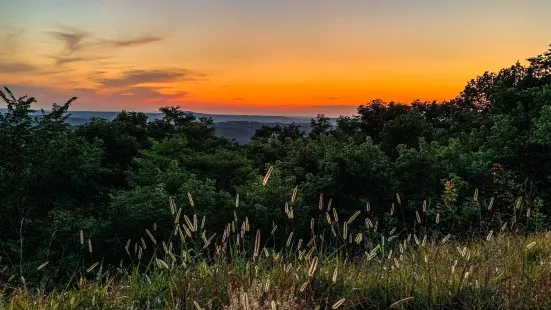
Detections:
[1, 109, 330, 144]
[214, 121, 313, 144]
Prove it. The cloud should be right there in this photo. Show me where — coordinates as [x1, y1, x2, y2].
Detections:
[48, 27, 162, 55]
[48, 27, 93, 55]
[104, 36, 162, 48]
[46, 27, 163, 67]
[93, 69, 207, 88]
[230, 97, 243, 101]
[0, 59, 37, 73]
[49, 55, 110, 65]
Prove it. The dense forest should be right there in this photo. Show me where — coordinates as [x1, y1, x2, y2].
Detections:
[1, 44, 551, 293]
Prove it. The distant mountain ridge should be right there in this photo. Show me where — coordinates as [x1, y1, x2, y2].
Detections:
[0, 109, 314, 123]
[0, 109, 331, 143]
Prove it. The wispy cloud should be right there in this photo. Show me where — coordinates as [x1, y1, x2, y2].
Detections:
[46, 26, 163, 66]
[49, 55, 110, 65]
[104, 36, 162, 48]
[48, 27, 92, 55]
[93, 69, 207, 88]
[0, 60, 37, 73]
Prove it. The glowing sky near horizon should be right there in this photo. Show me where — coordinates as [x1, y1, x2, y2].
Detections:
[1, 0, 550, 116]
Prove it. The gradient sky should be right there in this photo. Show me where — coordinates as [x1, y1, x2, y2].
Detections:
[1, 0, 550, 116]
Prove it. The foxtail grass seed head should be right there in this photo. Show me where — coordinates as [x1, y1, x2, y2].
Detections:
[169, 197, 176, 214]
[396, 193, 401, 205]
[193, 301, 202, 310]
[365, 217, 373, 228]
[37, 262, 49, 270]
[319, 193, 323, 210]
[527, 208, 531, 218]
[442, 234, 451, 244]
[141, 237, 147, 250]
[88, 239, 93, 253]
[436, 212, 440, 224]
[488, 197, 494, 210]
[156, 258, 169, 269]
[286, 232, 294, 247]
[415, 211, 421, 224]
[300, 280, 309, 292]
[333, 208, 339, 223]
[311, 218, 315, 230]
[332, 266, 339, 283]
[184, 215, 193, 231]
[366, 202, 370, 212]
[474, 188, 478, 201]
[262, 166, 274, 185]
[486, 230, 493, 241]
[297, 238, 303, 250]
[125, 239, 131, 253]
[355, 233, 363, 244]
[332, 298, 346, 309]
[526, 241, 536, 250]
[291, 186, 298, 203]
[389, 227, 396, 235]
[342, 222, 348, 240]
[328, 198, 332, 211]
[271, 224, 277, 235]
[390, 297, 413, 308]
[86, 262, 99, 273]
[79, 230, 84, 245]
[308, 256, 318, 277]
[515, 197, 522, 209]
[326, 212, 332, 224]
[391, 203, 395, 216]
[285, 202, 289, 215]
[183, 224, 192, 237]
[146, 229, 157, 245]
[187, 192, 194, 207]
[423, 200, 427, 212]
[193, 214, 198, 231]
[201, 215, 206, 229]
[348, 210, 360, 224]
[174, 208, 182, 224]
[235, 193, 239, 208]
[254, 230, 261, 257]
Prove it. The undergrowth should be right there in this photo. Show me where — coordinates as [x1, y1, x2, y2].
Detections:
[1, 190, 550, 309]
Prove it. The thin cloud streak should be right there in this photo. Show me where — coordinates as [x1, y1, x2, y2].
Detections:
[93, 69, 208, 88]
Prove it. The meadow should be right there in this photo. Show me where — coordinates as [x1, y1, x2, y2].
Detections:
[2, 187, 550, 309]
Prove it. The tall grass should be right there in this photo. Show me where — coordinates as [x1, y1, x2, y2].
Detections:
[1, 192, 551, 309]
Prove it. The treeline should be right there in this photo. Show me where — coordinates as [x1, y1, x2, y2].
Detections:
[1, 45, 551, 285]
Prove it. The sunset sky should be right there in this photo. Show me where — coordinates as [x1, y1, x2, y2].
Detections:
[1, 0, 550, 116]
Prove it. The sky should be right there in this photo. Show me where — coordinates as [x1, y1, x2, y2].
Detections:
[1, 0, 550, 116]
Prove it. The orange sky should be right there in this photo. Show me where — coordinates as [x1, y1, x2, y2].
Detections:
[1, 0, 550, 116]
